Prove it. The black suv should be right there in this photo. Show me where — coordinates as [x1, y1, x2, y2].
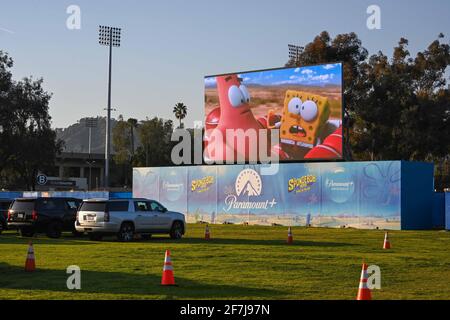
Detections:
[7, 197, 82, 238]
[0, 199, 14, 234]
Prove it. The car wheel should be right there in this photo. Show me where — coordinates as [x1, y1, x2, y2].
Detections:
[141, 234, 152, 240]
[117, 223, 134, 242]
[20, 227, 35, 237]
[170, 221, 183, 239]
[46, 221, 63, 239]
[89, 233, 103, 241]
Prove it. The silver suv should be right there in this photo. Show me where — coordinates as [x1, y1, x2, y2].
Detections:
[75, 198, 186, 241]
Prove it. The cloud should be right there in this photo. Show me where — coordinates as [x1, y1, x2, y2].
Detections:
[204, 77, 217, 86]
[274, 72, 336, 85]
[301, 69, 314, 75]
[0, 26, 15, 34]
[323, 64, 336, 70]
[311, 74, 330, 81]
[243, 77, 251, 82]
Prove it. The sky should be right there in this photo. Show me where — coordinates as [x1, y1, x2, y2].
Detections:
[0, 0, 449, 129]
[205, 63, 342, 87]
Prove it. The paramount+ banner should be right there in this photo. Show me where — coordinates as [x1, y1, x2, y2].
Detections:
[133, 161, 402, 230]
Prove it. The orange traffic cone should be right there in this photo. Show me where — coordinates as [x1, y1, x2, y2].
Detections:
[287, 227, 293, 244]
[356, 263, 372, 300]
[205, 224, 211, 240]
[383, 232, 391, 249]
[161, 250, 175, 286]
[25, 242, 36, 272]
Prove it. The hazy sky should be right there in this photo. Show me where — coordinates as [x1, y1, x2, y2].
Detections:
[1, 0, 449, 128]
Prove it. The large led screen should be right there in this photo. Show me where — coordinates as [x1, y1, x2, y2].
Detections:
[204, 63, 343, 162]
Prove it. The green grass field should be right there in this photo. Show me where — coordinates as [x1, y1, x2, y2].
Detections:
[0, 224, 449, 300]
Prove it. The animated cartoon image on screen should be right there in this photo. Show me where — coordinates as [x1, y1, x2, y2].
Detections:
[204, 74, 288, 161]
[277, 90, 330, 148]
[204, 63, 343, 161]
[267, 90, 342, 159]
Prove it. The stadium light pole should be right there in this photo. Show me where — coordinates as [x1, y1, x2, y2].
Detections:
[288, 44, 302, 64]
[85, 117, 98, 190]
[98, 25, 121, 190]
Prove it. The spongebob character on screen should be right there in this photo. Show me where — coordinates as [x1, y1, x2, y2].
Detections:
[270, 90, 331, 149]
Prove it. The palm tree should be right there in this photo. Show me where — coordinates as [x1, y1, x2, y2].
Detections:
[127, 118, 138, 157]
[173, 102, 187, 128]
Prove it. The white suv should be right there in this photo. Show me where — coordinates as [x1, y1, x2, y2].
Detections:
[75, 198, 186, 241]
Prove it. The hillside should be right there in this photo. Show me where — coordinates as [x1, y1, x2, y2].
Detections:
[55, 117, 117, 154]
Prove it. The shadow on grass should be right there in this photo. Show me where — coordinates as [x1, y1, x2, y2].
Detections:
[0, 232, 95, 246]
[0, 232, 359, 248]
[146, 236, 359, 247]
[0, 262, 282, 299]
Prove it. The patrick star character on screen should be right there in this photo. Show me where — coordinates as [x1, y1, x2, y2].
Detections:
[204, 74, 287, 162]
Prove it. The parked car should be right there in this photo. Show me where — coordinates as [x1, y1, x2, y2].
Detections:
[0, 199, 14, 234]
[75, 198, 186, 241]
[7, 197, 82, 238]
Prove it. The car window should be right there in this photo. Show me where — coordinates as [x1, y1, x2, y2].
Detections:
[80, 202, 106, 212]
[107, 201, 129, 212]
[11, 200, 35, 211]
[134, 201, 149, 211]
[39, 199, 59, 210]
[66, 201, 78, 210]
[149, 201, 164, 212]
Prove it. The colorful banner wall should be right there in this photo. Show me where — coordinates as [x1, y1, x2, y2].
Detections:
[134, 161, 405, 229]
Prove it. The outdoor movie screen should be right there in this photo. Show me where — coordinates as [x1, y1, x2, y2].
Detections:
[204, 63, 343, 162]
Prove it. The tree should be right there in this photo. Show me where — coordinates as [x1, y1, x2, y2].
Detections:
[0, 51, 63, 190]
[351, 37, 450, 163]
[135, 117, 174, 167]
[112, 116, 140, 187]
[173, 102, 187, 129]
[112, 115, 132, 186]
[127, 117, 138, 158]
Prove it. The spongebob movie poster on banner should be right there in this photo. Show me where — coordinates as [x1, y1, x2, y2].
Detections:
[187, 166, 217, 223]
[133, 161, 402, 229]
[282, 163, 321, 225]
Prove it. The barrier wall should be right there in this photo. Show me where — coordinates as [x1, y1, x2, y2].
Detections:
[133, 161, 434, 230]
[432, 193, 445, 229]
[446, 192, 450, 230]
[0, 191, 132, 200]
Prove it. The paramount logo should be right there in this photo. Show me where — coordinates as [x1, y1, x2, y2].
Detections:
[326, 179, 354, 189]
[224, 195, 277, 211]
[163, 182, 184, 192]
[223, 168, 277, 212]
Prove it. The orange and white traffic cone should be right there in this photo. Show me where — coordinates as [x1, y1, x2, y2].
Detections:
[25, 242, 36, 272]
[356, 263, 372, 300]
[205, 225, 210, 240]
[287, 227, 293, 244]
[383, 232, 391, 249]
[161, 250, 175, 286]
